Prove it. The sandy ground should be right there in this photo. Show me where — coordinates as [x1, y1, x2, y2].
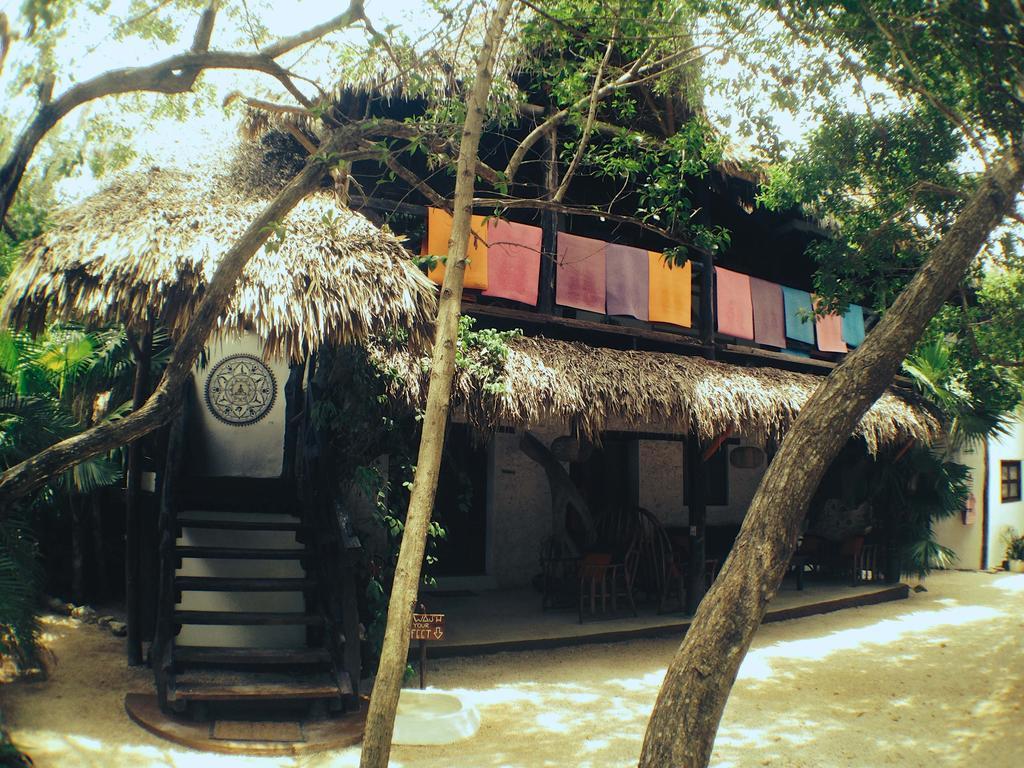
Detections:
[3, 570, 1023, 768]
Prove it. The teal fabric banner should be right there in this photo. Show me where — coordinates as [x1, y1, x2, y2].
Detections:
[782, 286, 815, 344]
[843, 304, 866, 347]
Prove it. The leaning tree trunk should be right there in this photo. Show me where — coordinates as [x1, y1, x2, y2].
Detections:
[358, 2, 515, 766]
[639, 144, 1024, 767]
[0, 138, 356, 511]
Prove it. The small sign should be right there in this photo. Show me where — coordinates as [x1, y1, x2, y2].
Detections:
[411, 612, 445, 641]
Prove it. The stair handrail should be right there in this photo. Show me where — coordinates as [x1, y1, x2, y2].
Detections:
[152, 377, 192, 710]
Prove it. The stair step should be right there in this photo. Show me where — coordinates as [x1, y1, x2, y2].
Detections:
[175, 576, 316, 592]
[174, 610, 323, 626]
[177, 519, 307, 532]
[174, 646, 331, 666]
[175, 546, 307, 560]
[169, 669, 348, 703]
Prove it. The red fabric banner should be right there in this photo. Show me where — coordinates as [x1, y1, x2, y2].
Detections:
[482, 219, 543, 306]
[715, 267, 754, 340]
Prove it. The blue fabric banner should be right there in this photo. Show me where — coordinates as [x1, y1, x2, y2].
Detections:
[782, 286, 815, 344]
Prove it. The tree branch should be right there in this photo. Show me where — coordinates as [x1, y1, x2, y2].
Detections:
[504, 37, 739, 183]
[0, 0, 366, 226]
[552, 21, 617, 203]
[861, 5, 988, 162]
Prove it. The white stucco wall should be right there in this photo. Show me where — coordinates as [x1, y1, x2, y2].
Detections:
[934, 417, 1024, 570]
[934, 443, 985, 570]
[487, 426, 565, 588]
[190, 333, 291, 478]
[986, 418, 1024, 567]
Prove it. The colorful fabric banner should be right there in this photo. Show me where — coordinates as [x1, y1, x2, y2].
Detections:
[842, 304, 866, 347]
[715, 267, 754, 340]
[606, 244, 650, 320]
[782, 286, 815, 344]
[556, 233, 606, 313]
[425, 208, 489, 290]
[648, 252, 691, 327]
[481, 219, 543, 305]
[749, 277, 786, 348]
[814, 300, 847, 353]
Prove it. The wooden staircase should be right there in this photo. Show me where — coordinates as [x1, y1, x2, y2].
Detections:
[153, 474, 357, 719]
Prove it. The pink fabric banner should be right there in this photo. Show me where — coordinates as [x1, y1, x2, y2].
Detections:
[556, 233, 606, 313]
[715, 267, 754, 340]
[605, 243, 649, 320]
[814, 298, 848, 353]
[482, 219, 543, 306]
[749, 277, 786, 348]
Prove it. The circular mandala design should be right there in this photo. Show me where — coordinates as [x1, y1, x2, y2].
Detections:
[204, 354, 277, 426]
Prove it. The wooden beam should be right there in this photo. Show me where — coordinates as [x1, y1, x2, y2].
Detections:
[467, 303, 703, 350]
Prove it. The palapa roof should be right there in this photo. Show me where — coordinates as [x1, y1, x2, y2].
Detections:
[372, 335, 940, 455]
[0, 146, 438, 360]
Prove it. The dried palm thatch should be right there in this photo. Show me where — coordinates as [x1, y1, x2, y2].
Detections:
[372, 335, 940, 454]
[0, 146, 438, 361]
[241, 6, 527, 143]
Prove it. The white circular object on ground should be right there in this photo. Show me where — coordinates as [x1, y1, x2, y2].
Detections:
[391, 689, 481, 745]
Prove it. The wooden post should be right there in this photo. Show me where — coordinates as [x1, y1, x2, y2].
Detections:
[699, 249, 716, 354]
[125, 327, 152, 666]
[685, 434, 708, 614]
[281, 359, 306, 485]
[539, 125, 561, 315]
[153, 384, 188, 710]
[980, 440, 990, 569]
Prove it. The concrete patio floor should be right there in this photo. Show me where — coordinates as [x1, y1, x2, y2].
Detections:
[421, 576, 908, 657]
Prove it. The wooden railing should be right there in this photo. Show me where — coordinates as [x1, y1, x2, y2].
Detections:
[151, 378, 190, 711]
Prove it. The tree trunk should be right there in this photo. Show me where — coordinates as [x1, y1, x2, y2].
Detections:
[90, 493, 109, 602]
[639, 144, 1024, 768]
[70, 494, 85, 604]
[0, 142, 341, 509]
[125, 330, 152, 666]
[358, 2, 515, 765]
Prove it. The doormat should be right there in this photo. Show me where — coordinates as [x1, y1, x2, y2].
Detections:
[212, 721, 305, 742]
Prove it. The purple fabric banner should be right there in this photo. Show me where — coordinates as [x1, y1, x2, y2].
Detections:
[749, 277, 786, 348]
[605, 243, 649, 320]
[482, 219, 543, 306]
[556, 233, 606, 313]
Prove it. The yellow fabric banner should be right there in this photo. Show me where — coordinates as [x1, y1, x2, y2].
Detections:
[648, 252, 691, 327]
[425, 208, 489, 290]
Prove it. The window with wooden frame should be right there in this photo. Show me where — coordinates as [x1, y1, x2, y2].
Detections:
[1001, 460, 1021, 503]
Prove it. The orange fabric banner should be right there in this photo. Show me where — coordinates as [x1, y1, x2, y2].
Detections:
[425, 208, 489, 290]
[648, 252, 691, 327]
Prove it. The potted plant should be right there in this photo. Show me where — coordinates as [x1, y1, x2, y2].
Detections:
[1003, 528, 1024, 573]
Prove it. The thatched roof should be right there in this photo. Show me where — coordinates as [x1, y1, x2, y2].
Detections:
[0, 147, 438, 360]
[372, 335, 940, 455]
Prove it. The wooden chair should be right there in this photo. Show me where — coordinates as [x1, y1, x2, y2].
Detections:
[577, 547, 638, 623]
